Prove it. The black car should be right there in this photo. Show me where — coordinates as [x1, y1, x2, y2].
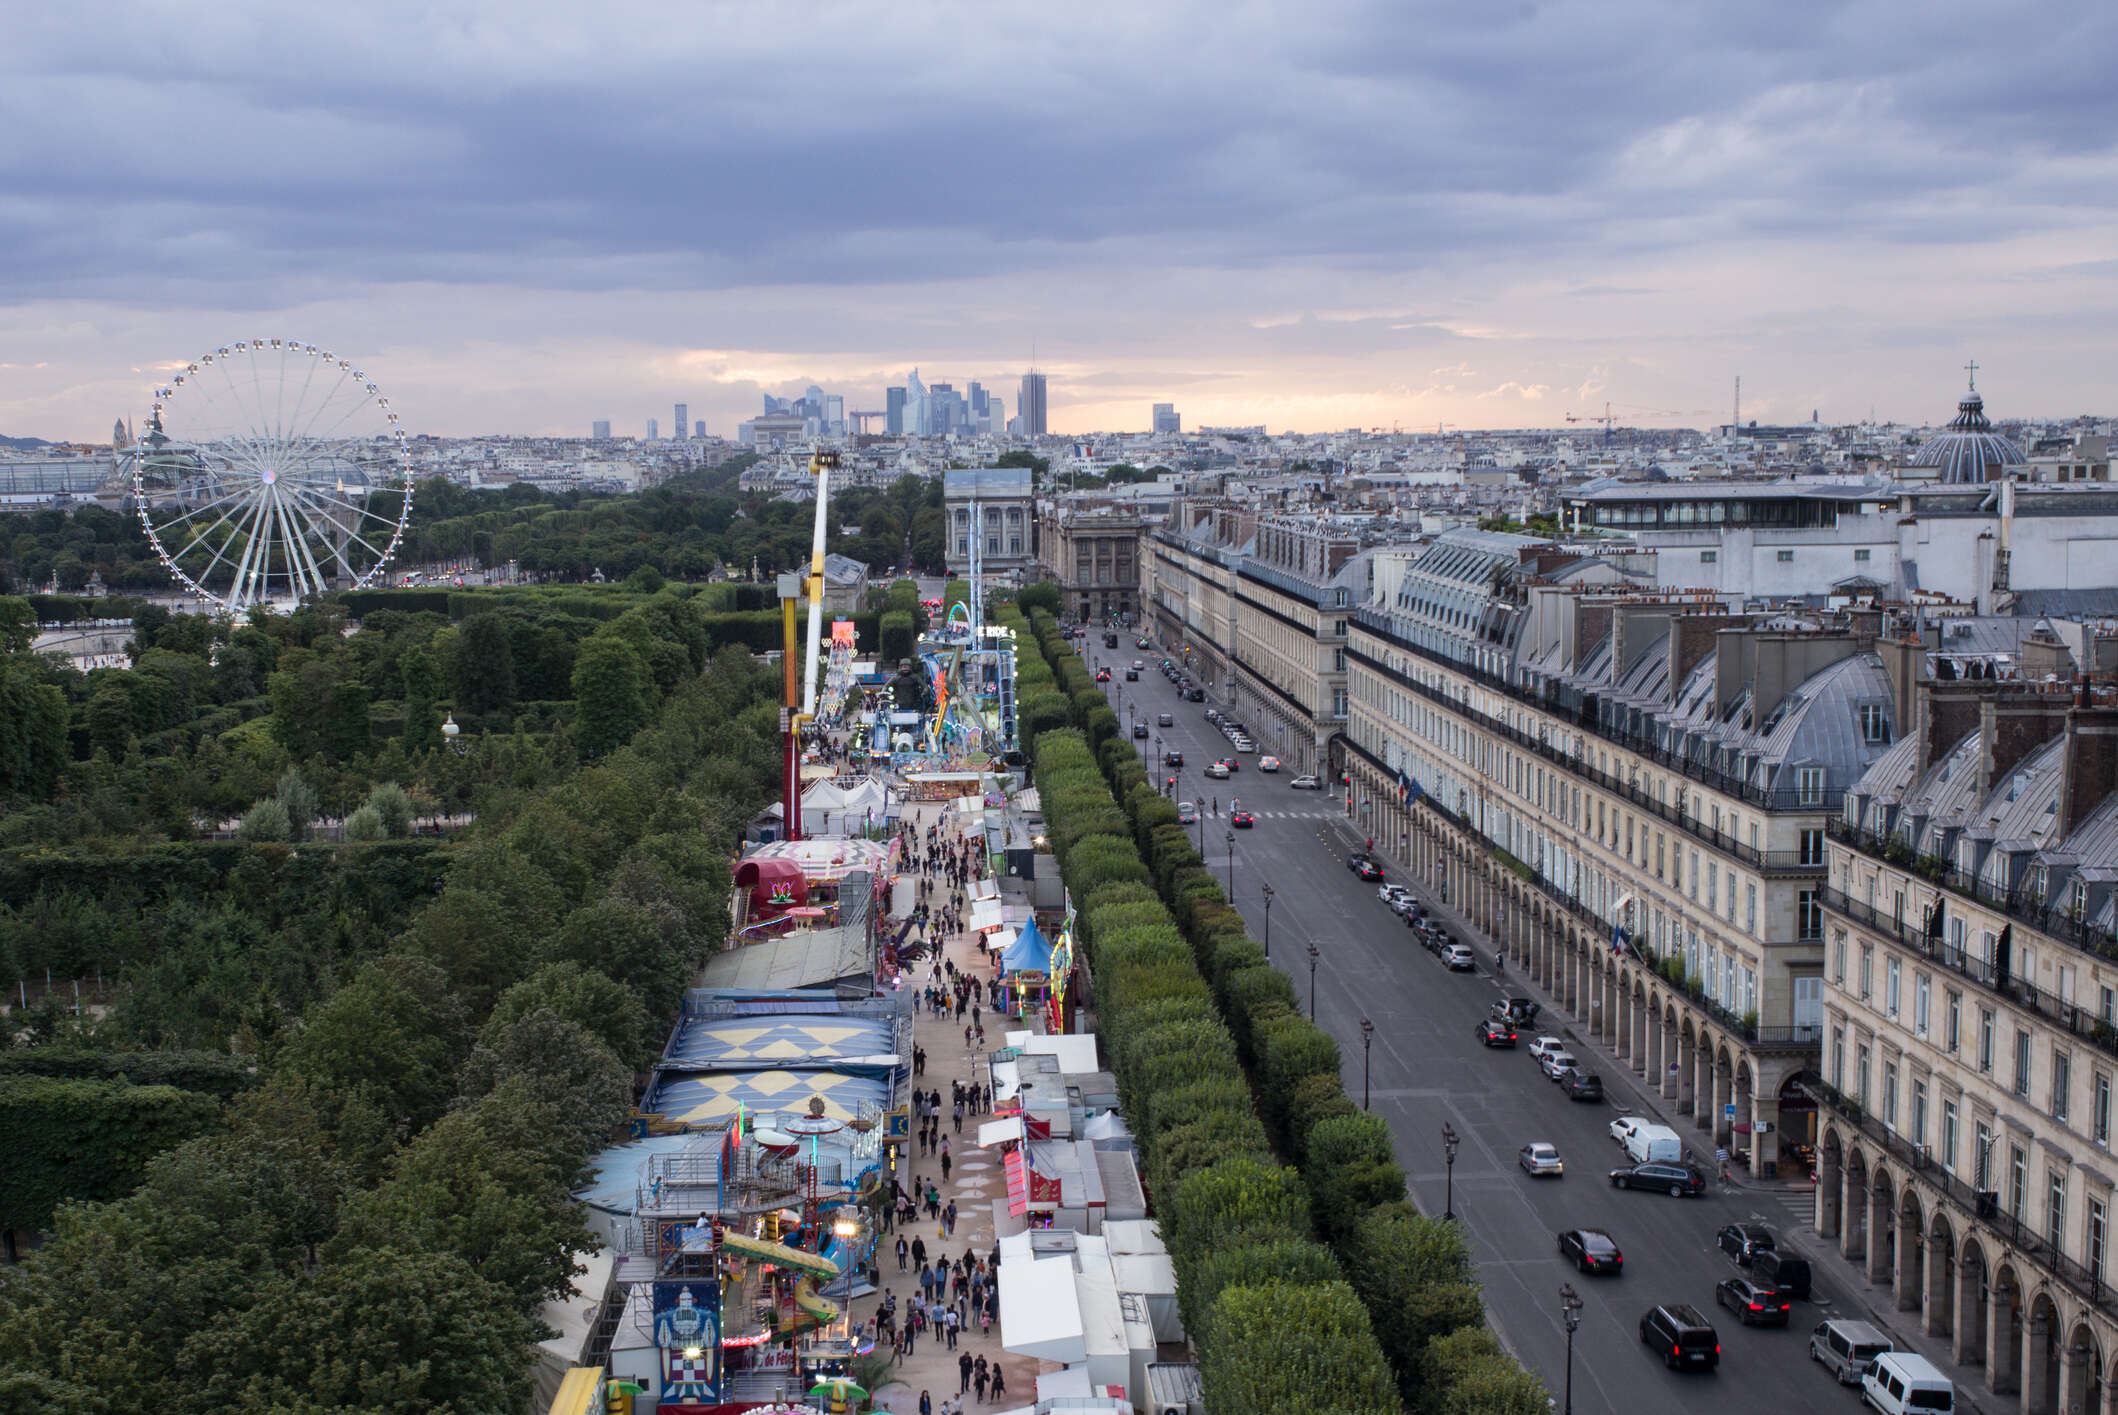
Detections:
[1716, 1223, 1777, 1267]
[1639, 1303, 1720, 1370]
[1558, 1228, 1623, 1274]
[1124, 668, 1139, 680]
[1715, 1276, 1791, 1327]
[1163, 750, 1184, 766]
[1132, 722, 1150, 739]
[1475, 1018, 1518, 1048]
[1752, 1249, 1812, 1300]
[1562, 1070, 1604, 1101]
[1184, 687, 1204, 701]
[1609, 1162, 1707, 1196]
[1351, 858, 1385, 881]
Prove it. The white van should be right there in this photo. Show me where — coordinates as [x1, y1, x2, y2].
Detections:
[1861, 1351, 1953, 1413]
[1624, 1123, 1683, 1165]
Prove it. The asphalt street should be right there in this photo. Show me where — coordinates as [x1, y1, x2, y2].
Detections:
[1091, 645, 1874, 1415]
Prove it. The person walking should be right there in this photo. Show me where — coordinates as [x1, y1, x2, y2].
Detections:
[958, 1351, 974, 1395]
[973, 1354, 989, 1402]
[945, 1305, 960, 1349]
[896, 1235, 909, 1271]
[988, 1364, 1006, 1403]
[941, 1147, 952, 1184]
[920, 1391, 932, 1415]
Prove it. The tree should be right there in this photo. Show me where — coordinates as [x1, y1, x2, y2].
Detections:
[0, 662, 70, 797]
[0, 595, 34, 653]
[0, 1075, 221, 1242]
[274, 768, 318, 842]
[328, 1099, 599, 1312]
[183, 1246, 536, 1415]
[626, 563, 666, 594]
[1017, 581, 1062, 616]
[342, 804, 385, 842]
[484, 961, 658, 1073]
[275, 957, 470, 1139]
[364, 781, 413, 837]
[236, 796, 290, 842]
[85, 677, 137, 762]
[324, 678, 370, 761]
[571, 635, 653, 758]
[454, 1008, 630, 1161]
[453, 613, 516, 716]
[398, 645, 443, 755]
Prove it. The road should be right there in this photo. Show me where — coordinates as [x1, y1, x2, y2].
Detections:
[1091, 643, 1868, 1415]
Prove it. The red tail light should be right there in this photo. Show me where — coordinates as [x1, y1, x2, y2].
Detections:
[1748, 1303, 1763, 1311]
[1672, 1345, 1680, 1357]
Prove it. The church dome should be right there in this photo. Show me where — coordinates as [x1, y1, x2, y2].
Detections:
[1913, 371, 2022, 484]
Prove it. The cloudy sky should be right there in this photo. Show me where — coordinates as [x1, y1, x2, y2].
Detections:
[3, 0, 2115, 441]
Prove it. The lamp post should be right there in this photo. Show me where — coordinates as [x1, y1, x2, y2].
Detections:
[1441, 1122, 1460, 1219]
[1225, 829, 1236, 894]
[1559, 1283, 1584, 1415]
[1306, 941, 1319, 1021]
[1360, 1017, 1375, 1111]
[1262, 882, 1274, 961]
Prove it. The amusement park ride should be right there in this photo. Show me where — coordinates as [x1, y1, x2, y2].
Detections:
[776, 448, 1017, 842]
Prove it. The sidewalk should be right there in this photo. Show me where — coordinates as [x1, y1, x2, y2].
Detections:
[858, 798, 1045, 1414]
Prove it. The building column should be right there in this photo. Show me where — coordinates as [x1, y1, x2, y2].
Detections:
[1952, 1254, 1981, 1365]
[1632, 991, 1650, 1076]
[1661, 1020, 1683, 1101]
[1985, 1281, 2018, 1395]
[1713, 1062, 1733, 1144]
[1865, 1182, 1892, 1285]
[2022, 1308, 2052, 1412]
[1645, 1000, 1664, 1080]
[1750, 1095, 1779, 1180]
[2058, 1336, 2092, 1415]
[1840, 1161, 1866, 1263]
[1693, 1043, 1715, 1130]
[1922, 1234, 1949, 1339]
[1895, 1203, 1921, 1312]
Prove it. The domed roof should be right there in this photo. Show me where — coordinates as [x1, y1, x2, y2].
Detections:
[1914, 368, 2022, 484]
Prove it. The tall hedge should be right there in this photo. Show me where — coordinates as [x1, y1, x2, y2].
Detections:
[0, 1076, 222, 1236]
[1020, 614, 1548, 1415]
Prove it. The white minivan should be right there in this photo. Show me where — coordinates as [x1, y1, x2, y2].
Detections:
[1623, 1123, 1683, 1165]
[1861, 1351, 1954, 1413]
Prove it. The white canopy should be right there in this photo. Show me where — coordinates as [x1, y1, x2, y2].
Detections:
[970, 898, 1004, 933]
[978, 1116, 1026, 1148]
[999, 1255, 1087, 1362]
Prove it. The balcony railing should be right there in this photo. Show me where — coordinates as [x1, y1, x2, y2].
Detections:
[1807, 1079, 2117, 1316]
[1348, 641, 1829, 873]
[1827, 816, 2118, 963]
[1354, 615, 1849, 821]
[1820, 886, 2118, 1065]
[1355, 733, 1821, 1055]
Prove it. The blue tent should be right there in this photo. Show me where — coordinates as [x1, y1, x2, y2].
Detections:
[1000, 918, 1054, 975]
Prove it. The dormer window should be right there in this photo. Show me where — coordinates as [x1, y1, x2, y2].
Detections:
[2034, 863, 2049, 899]
[2072, 877, 2090, 920]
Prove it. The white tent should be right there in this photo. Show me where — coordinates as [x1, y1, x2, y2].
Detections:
[799, 776, 894, 836]
[1000, 1255, 1088, 1362]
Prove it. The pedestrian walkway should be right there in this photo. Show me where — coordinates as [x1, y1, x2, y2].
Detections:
[859, 797, 1044, 1414]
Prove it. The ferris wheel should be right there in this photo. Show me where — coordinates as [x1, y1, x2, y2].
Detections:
[132, 339, 413, 612]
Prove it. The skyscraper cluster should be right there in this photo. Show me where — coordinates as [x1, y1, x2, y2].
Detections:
[882, 369, 1026, 436]
[1152, 402, 1180, 434]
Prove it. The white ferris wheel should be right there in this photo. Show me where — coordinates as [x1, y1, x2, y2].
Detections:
[132, 339, 414, 612]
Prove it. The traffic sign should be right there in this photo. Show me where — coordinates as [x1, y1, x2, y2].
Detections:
[1724, 1103, 1737, 1119]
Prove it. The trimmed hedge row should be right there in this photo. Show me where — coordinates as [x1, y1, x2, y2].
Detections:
[1017, 607, 1548, 1415]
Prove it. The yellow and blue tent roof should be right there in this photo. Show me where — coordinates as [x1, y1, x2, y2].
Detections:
[643, 1069, 890, 1127]
[665, 1015, 894, 1068]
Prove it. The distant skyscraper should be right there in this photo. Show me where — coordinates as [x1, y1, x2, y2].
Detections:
[886, 387, 907, 435]
[822, 395, 843, 435]
[694, 420, 706, 438]
[647, 418, 659, 440]
[592, 419, 611, 439]
[1018, 371, 1048, 436]
[905, 368, 930, 437]
[1152, 403, 1180, 434]
[674, 403, 688, 440]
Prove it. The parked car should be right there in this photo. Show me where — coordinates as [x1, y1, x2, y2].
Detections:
[1133, 722, 1150, 739]
[1608, 1114, 1650, 1147]
[1862, 1351, 1956, 1414]
[1562, 1070, 1604, 1101]
[1290, 774, 1321, 789]
[1639, 1304, 1720, 1370]
[1163, 750, 1184, 766]
[1559, 1228, 1625, 1274]
[1519, 1142, 1565, 1177]
[1609, 1162, 1708, 1196]
[1715, 1276, 1791, 1327]
[1352, 858, 1384, 881]
[1258, 755, 1280, 772]
[1184, 687, 1204, 701]
[1475, 1019, 1518, 1047]
[1441, 943, 1476, 970]
[1716, 1224, 1777, 1267]
[1491, 997, 1540, 1026]
[1538, 1048, 1579, 1079]
[1527, 1036, 1569, 1065]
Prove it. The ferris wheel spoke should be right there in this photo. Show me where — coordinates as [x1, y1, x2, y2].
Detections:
[282, 351, 325, 451]
[209, 490, 274, 606]
[273, 493, 324, 599]
[289, 362, 358, 444]
[298, 386, 379, 452]
[159, 503, 253, 571]
[150, 483, 253, 533]
[290, 485, 396, 568]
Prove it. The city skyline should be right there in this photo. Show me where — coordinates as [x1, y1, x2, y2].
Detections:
[3, 3, 2115, 441]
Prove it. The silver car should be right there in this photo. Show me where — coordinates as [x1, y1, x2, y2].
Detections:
[1519, 1142, 1565, 1177]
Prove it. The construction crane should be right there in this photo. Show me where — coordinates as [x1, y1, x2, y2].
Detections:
[1564, 403, 1619, 440]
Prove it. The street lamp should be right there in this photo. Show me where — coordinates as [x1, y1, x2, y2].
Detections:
[1306, 940, 1320, 1021]
[1360, 1017, 1375, 1111]
[1225, 829, 1236, 894]
[1441, 1122, 1460, 1220]
[1261, 882, 1274, 961]
[1559, 1283, 1585, 1415]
